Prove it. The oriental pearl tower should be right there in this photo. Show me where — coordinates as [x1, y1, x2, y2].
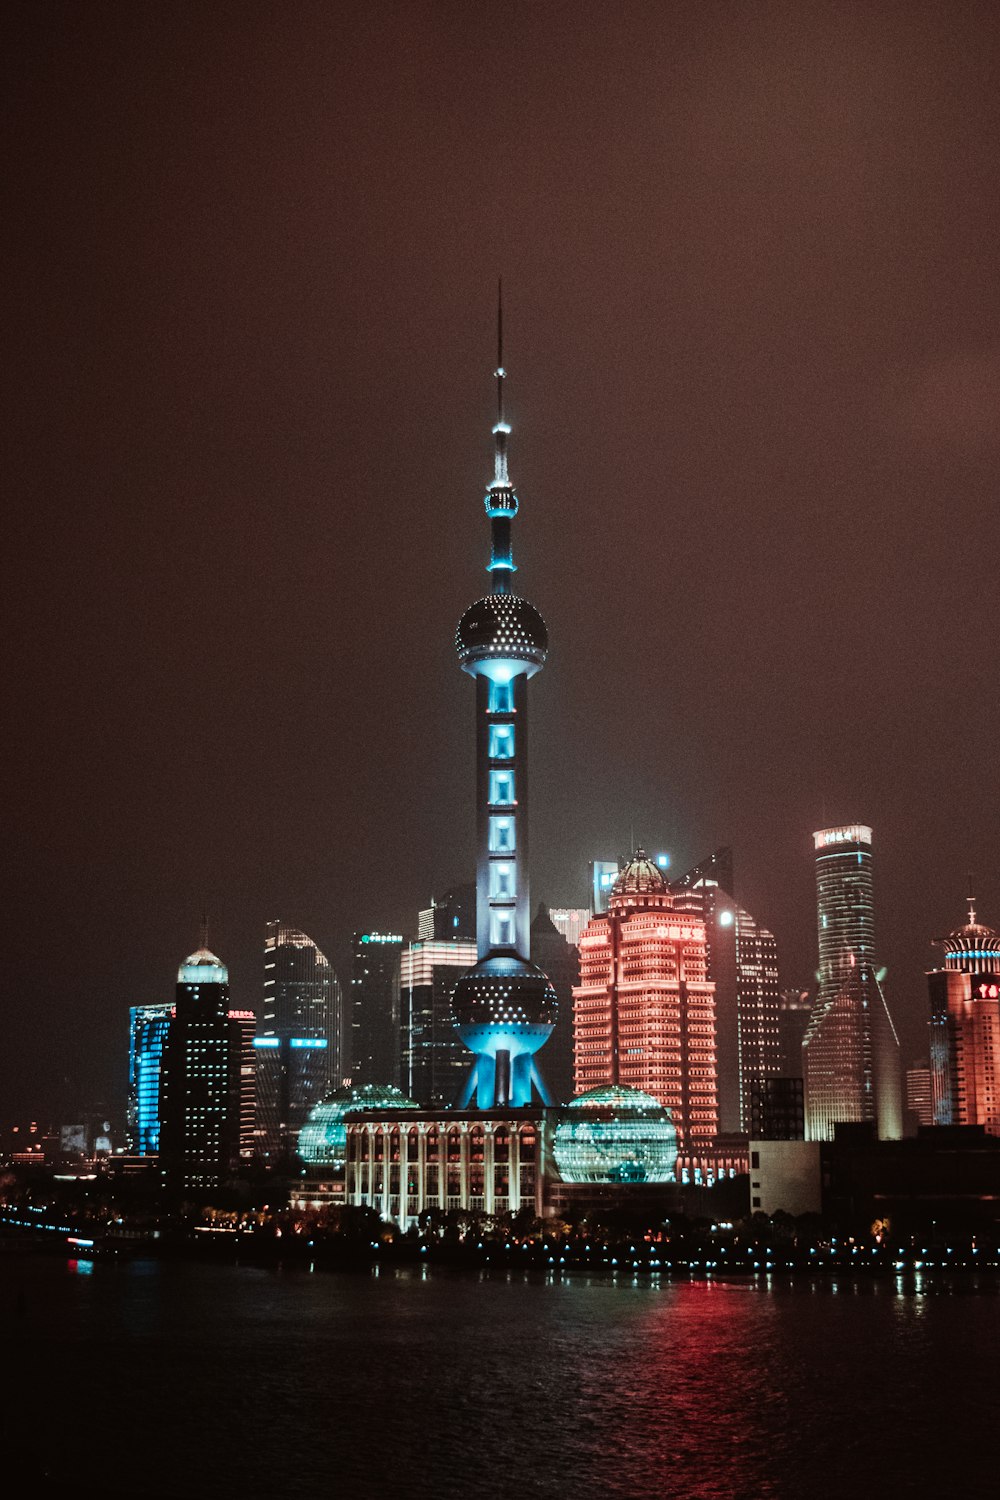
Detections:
[451, 289, 557, 1109]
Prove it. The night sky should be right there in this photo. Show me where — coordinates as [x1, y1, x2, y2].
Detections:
[5, 2, 999, 1124]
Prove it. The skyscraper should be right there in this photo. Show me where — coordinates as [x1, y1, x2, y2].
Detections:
[401, 934, 477, 1105]
[450, 292, 557, 1109]
[416, 884, 477, 943]
[126, 1001, 173, 1154]
[672, 848, 781, 1133]
[803, 825, 901, 1140]
[159, 941, 243, 1192]
[530, 904, 579, 1105]
[927, 896, 1000, 1133]
[572, 851, 719, 1154]
[778, 988, 812, 1076]
[350, 930, 405, 1087]
[548, 908, 590, 947]
[255, 921, 338, 1159]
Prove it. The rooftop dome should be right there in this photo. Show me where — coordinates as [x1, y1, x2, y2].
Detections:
[938, 900, 1000, 971]
[553, 1085, 678, 1184]
[451, 954, 558, 1031]
[611, 850, 668, 899]
[177, 947, 229, 984]
[298, 1084, 420, 1167]
[456, 593, 548, 672]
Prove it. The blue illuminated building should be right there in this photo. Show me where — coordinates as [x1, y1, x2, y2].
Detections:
[127, 1002, 173, 1154]
[451, 290, 557, 1109]
[255, 921, 338, 1160]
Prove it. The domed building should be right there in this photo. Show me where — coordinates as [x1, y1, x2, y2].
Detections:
[553, 1085, 678, 1184]
[928, 895, 1000, 1133]
[298, 1084, 420, 1167]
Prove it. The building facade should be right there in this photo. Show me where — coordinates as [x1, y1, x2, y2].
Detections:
[345, 1108, 551, 1230]
[401, 936, 477, 1106]
[529, 904, 580, 1106]
[803, 825, 902, 1140]
[350, 931, 405, 1088]
[255, 921, 337, 1159]
[126, 1002, 174, 1155]
[928, 899, 1000, 1134]
[573, 852, 719, 1157]
[671, 848, 781, 1134]
[159, 944, 243, 1192]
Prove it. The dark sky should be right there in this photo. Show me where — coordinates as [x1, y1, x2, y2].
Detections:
[4, 1, 999, 1123]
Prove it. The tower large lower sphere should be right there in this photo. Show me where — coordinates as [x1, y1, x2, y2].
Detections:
[451, 293, 556, 1109]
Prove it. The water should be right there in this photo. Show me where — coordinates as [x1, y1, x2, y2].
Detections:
[2, 1253, 998, 1498]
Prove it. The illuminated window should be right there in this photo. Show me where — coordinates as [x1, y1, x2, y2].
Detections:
[489, 724, 515, 760]
[490, 863, 516, 899]
[488, 680, 513, 713]
[491, 911, 514, 947]
[489, 815, 515, 853]
[489, 770, 514, 805]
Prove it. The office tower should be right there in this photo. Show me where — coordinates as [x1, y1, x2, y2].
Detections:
[549, 908, 590, 947]
[159, 941, 242, 1192]
[590, 861, 620, 915]
[803, 825, 902, 1140]
[672, 848, 781, 1133]
[927, 896, 1000, 1133]
[778, 988, 812, 1076]
[126, 1002, 173, 1154]
[254, 922, 337, 1159]
[401, 933, 477, 1105]
[749, 1077, 805, 1140]
[351, 931, 405, 1087]
[530, 904, 580, 1105]
[450, 293, 557, 1109]
[573, 851, 719, 1153]
[905, 1064, 933, 1130]
[228, 1009, 256, 1160]
[416, 884, 477, 943]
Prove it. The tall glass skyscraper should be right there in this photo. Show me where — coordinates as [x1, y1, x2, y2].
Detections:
[401, 936, 477, 1105]
[803, 826, 901, 1140]
[159, 943, 243, 1191]
[127, 1002, 174, 1154]
[672, 847, 781, 1134]
[255, 921, 337, 1160]
[350, 930, 405, 1088]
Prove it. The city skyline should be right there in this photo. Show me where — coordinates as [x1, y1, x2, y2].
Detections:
[5, 2, 1000, 1124]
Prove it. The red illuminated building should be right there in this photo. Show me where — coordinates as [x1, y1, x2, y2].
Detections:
[928, 896, 1000, 1135]
[572, 851, 719, 1156]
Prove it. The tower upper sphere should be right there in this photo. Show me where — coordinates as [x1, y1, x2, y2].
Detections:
[456, 592, 548, 674]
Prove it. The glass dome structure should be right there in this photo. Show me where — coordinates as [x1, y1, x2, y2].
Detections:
[177, 947, 229, 985]
[297, 1084, 419, 1167]
[553, 1085, 678, 1184]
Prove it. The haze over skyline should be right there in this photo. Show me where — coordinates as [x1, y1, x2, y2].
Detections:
[5, 1, 999, 1121]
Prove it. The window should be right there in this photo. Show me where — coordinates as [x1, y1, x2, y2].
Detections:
[490, 863, 516, 900]
[489, 723, 514, 760]
[489, 770, 514, 805]
[751, 1150, 760, 1168]
[489, 816, 515, 853]
[488, 680, 513, 713]
[490, 911, 514, 947]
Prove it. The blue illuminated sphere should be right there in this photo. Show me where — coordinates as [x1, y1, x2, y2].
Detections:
[451, 955, 557, 1055]
[456, 594, 548, 671]
[298, 1084, 419, 1167]
[553, 1085, 678, 1185]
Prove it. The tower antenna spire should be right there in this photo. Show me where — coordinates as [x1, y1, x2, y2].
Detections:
[199, 911, 209, 952]
[967, 874, 977, 927]
[484, 278, 516, 588]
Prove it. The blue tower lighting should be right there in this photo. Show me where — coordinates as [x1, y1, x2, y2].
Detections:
[452, 286, 557, 1110]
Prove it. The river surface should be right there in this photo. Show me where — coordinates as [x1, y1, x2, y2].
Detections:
[2, 1253, 998, 1498]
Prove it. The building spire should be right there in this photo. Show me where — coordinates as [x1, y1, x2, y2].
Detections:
[199, 912, 209, 952]
[967, 874, 977, 928]
[485, 279, 517, 590]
